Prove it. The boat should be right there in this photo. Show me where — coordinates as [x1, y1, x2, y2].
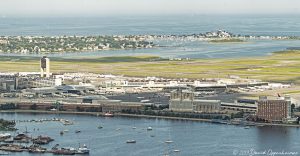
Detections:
[51, 144, 76, 155]
[147, 127, 153, 131]
[32, 135, 54, 145]
[173, 149, 180, 152]
[28, 144, 47, 153]
[211, 119, 228, 124]
[76, 144, 90, 154]
[245, 122, 256, 126]
[97, 126, 103, 129]
[140, 99, 150, 103]
[0, 144, 25, 152]
[60, 131, 64, 135]
[244, 126, 250, 129]
[104, 112, 114, 117]
[13, 134, 31, 143]
[52, 148, 76, 155]
[23, 126, 29, 134]
[3, 138, 13, 143]
[126, 140, 136, 143]
[62, 120, 74, 125]
[75, 130, 81, 133]
[165, 140, 173, 144]
[0, 133, 11, 139]
[132, 127, 137, 129]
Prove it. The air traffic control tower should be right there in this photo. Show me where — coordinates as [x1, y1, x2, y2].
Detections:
[40, 56, 50, 77]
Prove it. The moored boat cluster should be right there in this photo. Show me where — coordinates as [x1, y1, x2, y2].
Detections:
[0, 133, 90, 155]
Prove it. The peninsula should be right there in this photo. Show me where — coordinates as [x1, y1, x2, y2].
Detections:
[1, 30, 299, 54]
[0, 35, 155, 54]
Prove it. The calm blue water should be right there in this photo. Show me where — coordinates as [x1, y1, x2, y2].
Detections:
[0, 15, 300, 59]
[0, 113, 300, 156]
[1, 15, 300, 36]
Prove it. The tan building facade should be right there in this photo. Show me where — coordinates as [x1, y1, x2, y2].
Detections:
[193, 100, 220, 113]
[169, 90, 220, 113]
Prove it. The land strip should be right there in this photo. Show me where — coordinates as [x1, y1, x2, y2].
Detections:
[0, 50, 300, 84]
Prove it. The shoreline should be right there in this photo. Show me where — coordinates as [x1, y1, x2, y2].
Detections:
[0, 110, 212, 122]
[1, 110, 300, 128]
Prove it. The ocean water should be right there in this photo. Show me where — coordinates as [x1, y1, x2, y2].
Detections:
[0, 15, 300, 59]
[1, 112, 300, 156]
[1, 15, 300, 36]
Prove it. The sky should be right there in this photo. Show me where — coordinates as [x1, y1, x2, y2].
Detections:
[0, 0, 300, 17]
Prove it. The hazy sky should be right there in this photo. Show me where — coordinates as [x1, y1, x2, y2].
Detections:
[1, 0, 300, 17]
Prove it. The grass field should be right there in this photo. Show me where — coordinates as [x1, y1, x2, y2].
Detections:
[1, 50, 300, 83]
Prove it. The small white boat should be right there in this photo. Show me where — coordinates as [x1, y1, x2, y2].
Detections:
[165, 140, 173, 144]
[0, 133, 11, 138]
[140, 99, 150, 103]
[76, 144, 90, 154]
[173, 149, 180, 152]
[3, 138, 14, 143]
[62, 120, 74, 125]
[126, 140, 136, 143]
[244, 126, 250, 129]
[147, 127, 152, 131]
[104, 112, 114, 117]
[132, 127, 137, 129]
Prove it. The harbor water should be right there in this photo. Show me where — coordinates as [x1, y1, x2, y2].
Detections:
[0, 112, 300, 156]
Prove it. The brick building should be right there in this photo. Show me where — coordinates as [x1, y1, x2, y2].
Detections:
[257, 96, 291, 122]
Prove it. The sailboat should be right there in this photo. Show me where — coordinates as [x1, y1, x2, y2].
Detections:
[165, 128, 173, 144]
[163, 128, 181, 155]
[97, 117, 103, 129]
[23, 126, 29, 134]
